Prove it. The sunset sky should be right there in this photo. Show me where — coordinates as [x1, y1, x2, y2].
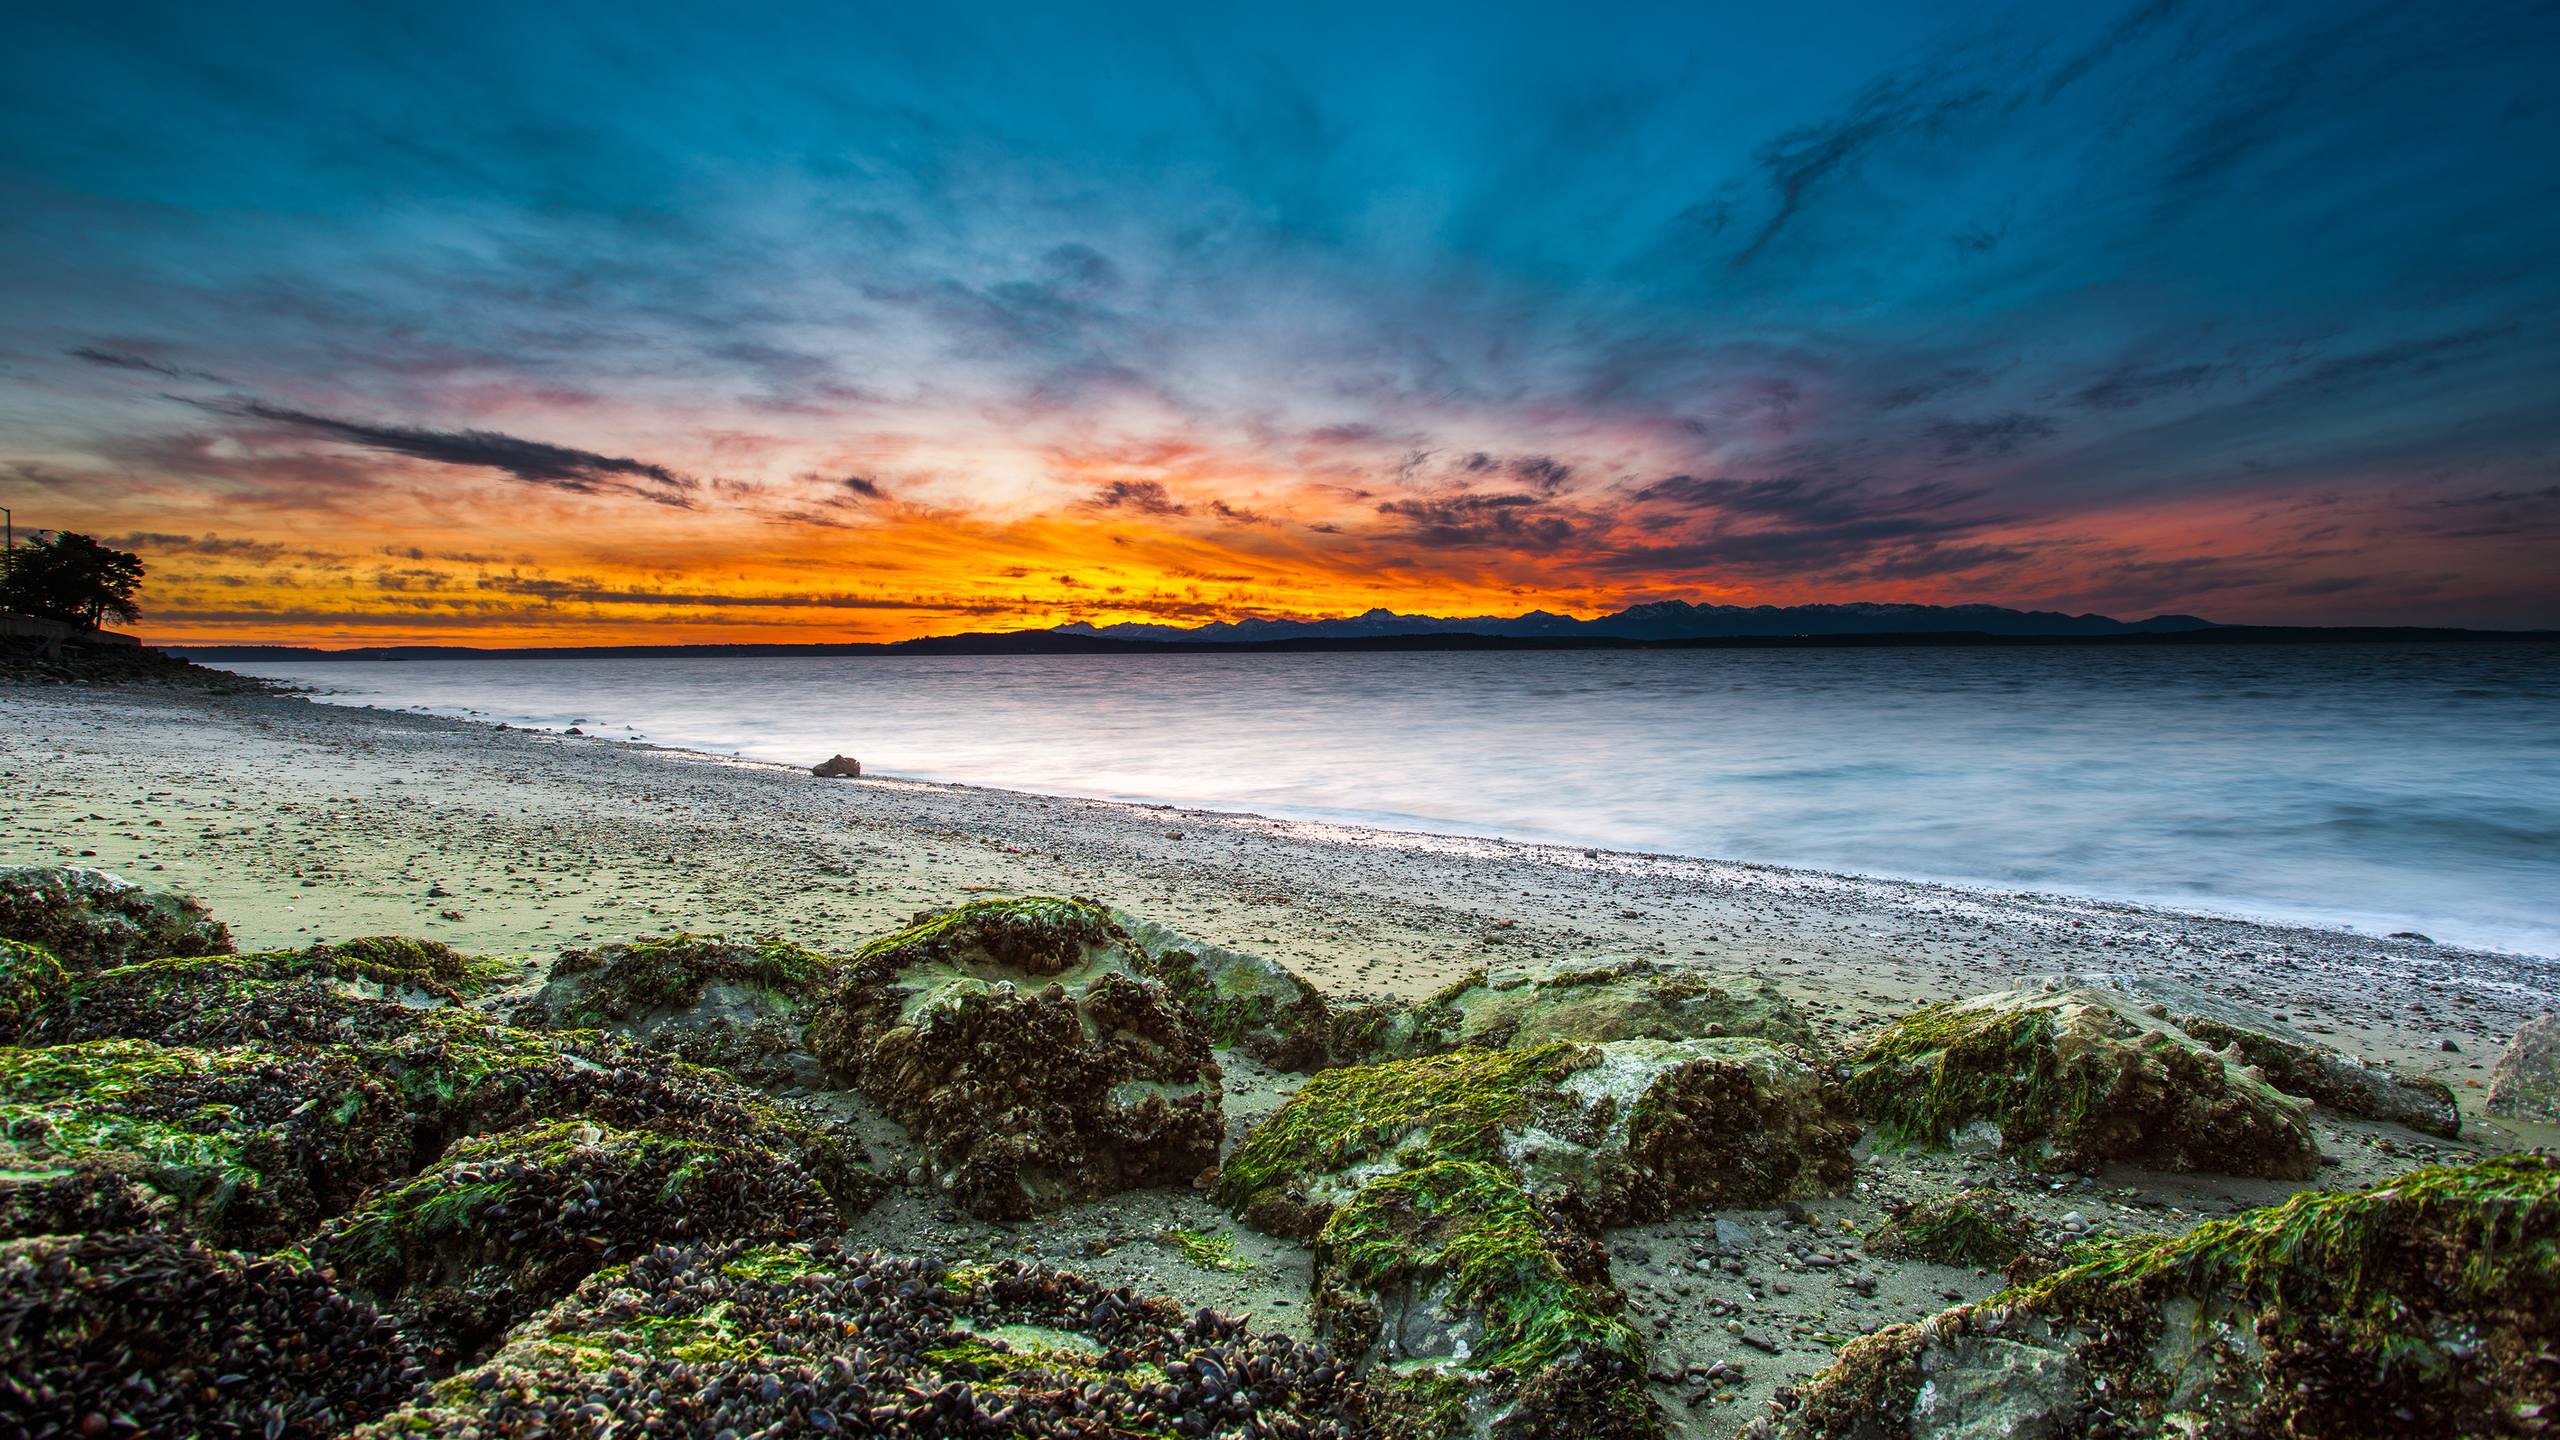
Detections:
[3, 0, 2556, 645]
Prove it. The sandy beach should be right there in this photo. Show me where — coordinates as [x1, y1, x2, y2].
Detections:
[6, 677, 2554, 1433]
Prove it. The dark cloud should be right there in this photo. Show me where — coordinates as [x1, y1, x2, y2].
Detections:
[836, 475, 886, 499]
[1089, 479, 1189, 515]
[1731, 71, 1996, 268]
[101, 531, 294, 561]
[1207, 499, 1271, 525]
[2071, 362, 2219, 410]
[198, 400, 698, 506]
[68, 346, 223, 383]
[1925, 413, 2060, 459]
[1376, 493, 1577, 550]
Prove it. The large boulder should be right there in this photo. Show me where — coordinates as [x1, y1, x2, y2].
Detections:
[1119, 913, 1344, 1070]
[2024, 972, 2460, 1138]
[516, 932, 841, 1087]
[1221, 1039, 1856, 1239]
[0, 866, 231, 970]
[1749, 1154, 2560, 1440]
[804, 897, 1223, 1219]
[0, 1231, 426, 1439]
[2486, 1014, 2560, 1124]
[1846, 987, 2320, 1178]
[1220, 1040, 1853, 1440]
[310, 1119, 838, 1360]
[1370, 959, 1823, 1060]
[355, 1241, 1374, 1439]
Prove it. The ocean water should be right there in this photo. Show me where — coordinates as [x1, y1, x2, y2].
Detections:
[222, 643, 2560, 957]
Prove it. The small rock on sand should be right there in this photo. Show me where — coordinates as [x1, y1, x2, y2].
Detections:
[811, 754, 863, 778]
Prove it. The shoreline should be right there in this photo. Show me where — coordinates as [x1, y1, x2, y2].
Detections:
[3, 679, 2552, 1104]
[274, 680, 2558, 960]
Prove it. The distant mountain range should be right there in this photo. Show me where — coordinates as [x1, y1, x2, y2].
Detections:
[1055, 600, 2220, 644]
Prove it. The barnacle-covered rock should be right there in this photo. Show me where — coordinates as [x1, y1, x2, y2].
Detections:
[0, 1230, 426, 1439]
[1121, 913, 1343, 1070]
[357, 1241, 1375, 1439]
[1, 1012, 880, 1244]
[1748, 1155, 2560, 1440]
[804, 896, 1222, 1219]
[0, 937, 67, 1041]
[1846, 987, 2320, 1177]
[29, 937, 512, 1047]
[1370, 959, 1823, 1061]
[1862, 1187, 2049, 1273]
[311, 1119, 836, 1359]
[2488, 1014, 2560, 1124]
[515, 932, 838, 1087]
[0, 865, 231, 971]
[0, 1156, 169, 1240]
[2023, 972, 2461, 1138]
[1220, 1039, 1853, 1238]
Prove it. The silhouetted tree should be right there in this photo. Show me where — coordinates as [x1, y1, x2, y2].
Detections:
[0, 532, 145, 630]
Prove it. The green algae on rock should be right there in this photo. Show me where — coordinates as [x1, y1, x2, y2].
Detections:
[1750, 1154, 2560, 1440]
[804, 896, 1222, 1220]
[0, 865, 232, 971]
[356, 1241, 1374, 1439]
[1845, 986, 2320, 1178]
[1, 1230, 427, 1439]
[30, 938, 514, 1048]
[1120, 912, 1345, 1070]
[0, 937, 67, 1041]
[311, 1118, 838, 1360]
[2022, 972, 2461, 1139]
[517, 931, 841, 1087]
[1862, 1187, 2048, 1272]
[1369, 959, 1824, 1061]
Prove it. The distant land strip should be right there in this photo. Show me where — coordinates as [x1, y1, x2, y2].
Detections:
[169, 624, 2558, 663]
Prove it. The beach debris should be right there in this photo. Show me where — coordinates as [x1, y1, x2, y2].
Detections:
[1360, 956, 1825, 1061]
[803, 896, 1223, 1219]
[1, 1230, 428, 1440]
[358, 1241, 1374, 1439]
[1746, 1154, 2560, 1439]
[310, 1118, 837, 1359]
[1117, 912, 1345, 1070]
[811, 753, 863, 777]
[2486, 1013, 2560, 1123]
[1847, 986, 2321, 1177]
[2021, 971, 2461, 1138]
[1218, 1038, 1856, 1438]
[516, 931, 841, 1087]
[0, 864, 232, 971]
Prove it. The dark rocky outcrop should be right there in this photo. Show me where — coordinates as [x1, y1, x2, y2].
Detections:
[28, 938, 516, 1047]
[1750, 1155, 2560, 1440]
[804, 897, 1223, 1219]
[1846, 986, 2320, 1177]
[0, 1230, 427, 1439]
[0, 865, 232, 971]
[2024, 971, 2461, 1138]
[356, 1241, 1374, 1439]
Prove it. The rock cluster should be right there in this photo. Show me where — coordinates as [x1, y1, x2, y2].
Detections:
[1752, 1154, 2560, 1439]
[804, 896, 1224, 1219]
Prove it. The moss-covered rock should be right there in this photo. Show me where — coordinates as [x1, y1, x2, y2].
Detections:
[0, 1012, 880, 1244]
[1862, 1188, 2047, 1272]
[1314, 1159, 1654, 1440]
[2024, 972, 2461, 1139]
[1120, 913, 1343, 1070]
[1750, 1154, 2560, 1440]
[1220, 1038, 1853, 1238]
[0, 865, 231, 971]
[516, 932, 837, 1088]
[0, 1230, 426, 1439]
[356, 1241, 1374, 1439]
[310, 1119, 837, 1360]
[30, 939, 512, 1048]
[804, 896, 1222, 1219]
[1845, 987, 2320, 1177]
[1371, 959, 1823, 1061]
[0, 937, 67, 1041]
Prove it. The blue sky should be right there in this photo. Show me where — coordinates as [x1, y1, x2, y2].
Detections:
[3, 0, 2556, 640]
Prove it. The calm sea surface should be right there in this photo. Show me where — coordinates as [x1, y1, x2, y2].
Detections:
[222, 643, 2560, 956]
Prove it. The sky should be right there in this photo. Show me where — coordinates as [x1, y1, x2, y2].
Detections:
[2, 0, 2556, 645]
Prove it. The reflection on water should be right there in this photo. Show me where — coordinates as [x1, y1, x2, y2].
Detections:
[225, 643, 2560, 956]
